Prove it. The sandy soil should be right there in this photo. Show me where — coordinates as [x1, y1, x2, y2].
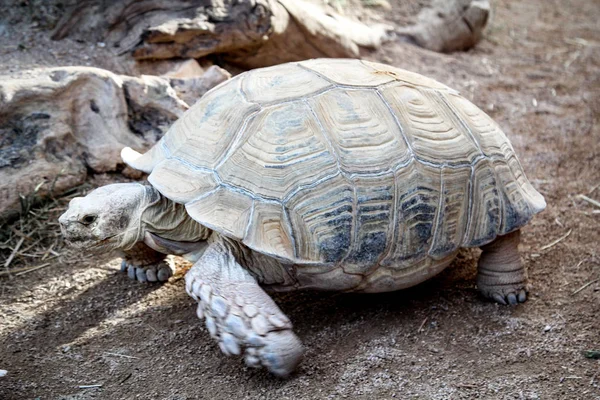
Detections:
[1, 0, 599, 399]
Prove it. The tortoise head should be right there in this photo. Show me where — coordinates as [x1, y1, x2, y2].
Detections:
[59, 183, 148, 252]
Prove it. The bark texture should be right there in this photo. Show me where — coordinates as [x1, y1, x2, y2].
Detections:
[51, 0, 489, 67]
[52, 0, 390, 68]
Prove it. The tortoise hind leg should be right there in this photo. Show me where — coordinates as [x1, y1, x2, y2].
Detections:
[477, 230, 528, 305]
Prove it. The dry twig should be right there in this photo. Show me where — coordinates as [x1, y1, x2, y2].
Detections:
[572, 278, 599, 295]
[15, 263, 51, 276]
[4, 237, 25, 268]
[539, 229, 572, 251]
[577, 194, 600, 209]
[103, 352, 139, 359]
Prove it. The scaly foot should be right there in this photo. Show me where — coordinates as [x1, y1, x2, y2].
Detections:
[478, 284, 527, 305]
[120, 260, 172, 282]
[186, 271, 303, 377]
[477, 230, 528, 306]
[184, 238, 304, 377]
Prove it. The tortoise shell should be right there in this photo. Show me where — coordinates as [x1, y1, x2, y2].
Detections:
[125, 59, 546, 266]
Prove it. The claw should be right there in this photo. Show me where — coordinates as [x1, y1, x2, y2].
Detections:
[507, 293, 517, 305]
[492, 293, 507, 305]
[518, 289, 527, 303]
[136, 268, 147, 282]
[127, 265, 136, 280]
[146, 268, 157, 282]
[157, 267, 171, 281]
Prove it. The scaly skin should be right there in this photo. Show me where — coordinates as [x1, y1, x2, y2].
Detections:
[477, 230, 528, 305]
[185, 234, 304, 377]
[59, 183, 210, 283]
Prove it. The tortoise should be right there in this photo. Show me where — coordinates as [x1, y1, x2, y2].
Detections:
[59, 58, 546, 377]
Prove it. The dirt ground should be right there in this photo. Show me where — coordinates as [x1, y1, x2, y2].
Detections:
[1, 0, 599, 399]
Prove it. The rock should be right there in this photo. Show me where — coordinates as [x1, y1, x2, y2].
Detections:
[397, 0, 490, 52]
[168, 65, 231, 106]
[52, 0, 391, 69]
[136, 59, 206, 78]
[0, 66, 228, 219]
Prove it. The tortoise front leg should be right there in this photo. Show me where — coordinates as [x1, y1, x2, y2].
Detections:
[477, 230, 528, 305]
[185, 237, 303, 377]
[119, 242, 172, 282]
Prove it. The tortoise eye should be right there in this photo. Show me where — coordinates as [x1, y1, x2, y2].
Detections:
[81, 215, 97, 225]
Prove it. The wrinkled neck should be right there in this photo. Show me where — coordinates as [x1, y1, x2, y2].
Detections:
[140, 186, 211, 244]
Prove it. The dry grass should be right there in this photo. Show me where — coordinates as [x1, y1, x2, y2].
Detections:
[0, 182, 94, 277]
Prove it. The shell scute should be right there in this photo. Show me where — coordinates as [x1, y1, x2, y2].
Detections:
[286, 174, 354, 263]
[185, 188, 253, 240]
[308, 88, 411, 174]
[162, 78, 260, 169]
[383, 161, 441, 266]
[148, 159, 218, 204]
[443, 93, 508, 158]
[300, 58, 397, 87]
[429, 166, 471, 259]
[464, 159, 501, 246]
[243, 201, 295, 260]
[342, 173, 395, 274]
[242, 63, 331, 104]
[379, 85, 482, 165]
[217, 102, 338, 200]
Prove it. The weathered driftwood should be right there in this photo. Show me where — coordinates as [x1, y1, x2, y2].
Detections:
[51, 0, 488, 68]
[0, 65, 230, 219]
[52, 0, 390, 69]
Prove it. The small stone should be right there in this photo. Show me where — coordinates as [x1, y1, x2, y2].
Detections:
[211, 296, 228, 319]
[243, 304, 258, 318]
[222, 332, 241, 355]
[0, 370, 7, 378]
[543, 325, 552, 332]
[250, 314, 269, 336]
